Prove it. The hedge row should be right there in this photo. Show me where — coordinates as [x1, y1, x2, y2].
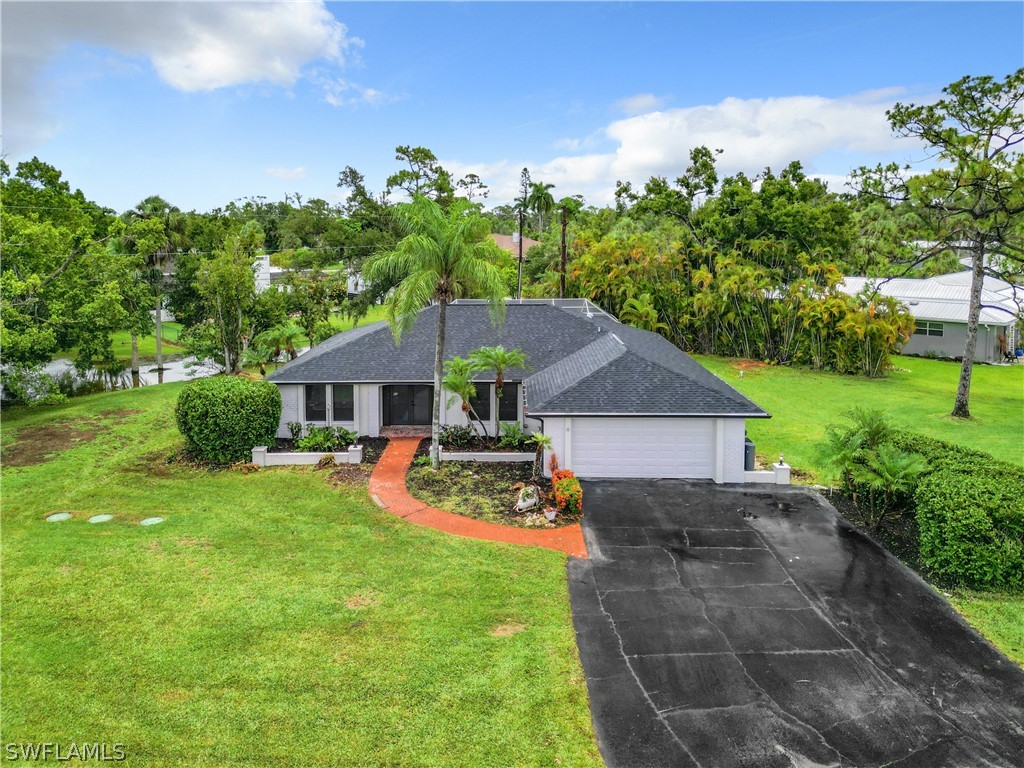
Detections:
[893, 432, 1024, 590]
[175, 377, 282, 463]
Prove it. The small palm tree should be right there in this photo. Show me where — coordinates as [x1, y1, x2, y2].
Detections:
[364, 196, 508, 469]
[442, 356, 489, 438]
[619, 293, 669, 333]
[853, 445, 928, 529]
[468, 345, 527, 437]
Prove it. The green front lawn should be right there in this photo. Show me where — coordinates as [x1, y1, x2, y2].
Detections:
[696, 354, 1024, 476]
[1, 385, 601, 767]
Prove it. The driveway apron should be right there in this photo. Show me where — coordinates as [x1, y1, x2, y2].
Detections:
[569, 479, 1024, 768]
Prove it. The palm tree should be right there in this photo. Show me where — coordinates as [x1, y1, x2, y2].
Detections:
[255, 323, 304, 361]
[363, 196, 508, 469]
[442, 356, 489, 438]
[619, 293, 669, 333]
[468, 345, 527, 439]
[528, 181, 556, 233]
[123, 196, 187, 371]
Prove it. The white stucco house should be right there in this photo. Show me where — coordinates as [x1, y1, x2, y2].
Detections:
[265, 299, 773, 483]
[840, 272, 1021, 363]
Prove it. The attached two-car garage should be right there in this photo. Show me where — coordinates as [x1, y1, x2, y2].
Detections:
[539, 416, 747, 483]
[570, 417, 715, 479]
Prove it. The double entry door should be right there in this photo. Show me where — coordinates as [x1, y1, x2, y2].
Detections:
[382, 385, 433, 426]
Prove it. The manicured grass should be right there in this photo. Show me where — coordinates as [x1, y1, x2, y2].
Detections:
[695, 354, 1024, 477]
[329, 304, 388, 332]
[55, 323, 186, 364]
[948, 591, 1024, 667]
[1, 385, 601, 767]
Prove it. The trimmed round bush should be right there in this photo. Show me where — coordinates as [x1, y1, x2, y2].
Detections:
[175, 376, 281, 463]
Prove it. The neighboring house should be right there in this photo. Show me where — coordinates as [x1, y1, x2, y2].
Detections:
[840, 272, 1021, 363]
[265, 299, 770, 483]
[490, 233, 541, 255]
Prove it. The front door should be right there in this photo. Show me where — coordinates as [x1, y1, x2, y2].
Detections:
[382, 385, 433, 426]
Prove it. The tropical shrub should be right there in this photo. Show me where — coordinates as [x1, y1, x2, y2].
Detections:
[498, 422, 532, 451]
[817, 408, 927, 529]
[287, 421, 303, 441]
[175, 376, 281, 463]
[553, 473, 583, 516]
[439, 424, 474, 449]
[296, 426, 357, 452]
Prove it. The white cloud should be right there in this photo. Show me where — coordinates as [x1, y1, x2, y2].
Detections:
[319, 76, 398, 107]
[460, 90, 913, 209]
[266, 166, 307, 181]
[1, 1, 366, 154]
[614, 92, 667, 116]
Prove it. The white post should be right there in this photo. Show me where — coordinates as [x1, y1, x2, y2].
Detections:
[252, 446, 268, 467]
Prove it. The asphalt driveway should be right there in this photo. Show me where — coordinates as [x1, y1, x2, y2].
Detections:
[569, 479, 1024, 768]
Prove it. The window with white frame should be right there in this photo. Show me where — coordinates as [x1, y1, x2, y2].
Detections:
[913, 321, 944, 337]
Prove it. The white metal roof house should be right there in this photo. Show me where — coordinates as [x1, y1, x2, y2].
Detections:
[266, 299, 771, 483]
[839, 272, 1022, 363]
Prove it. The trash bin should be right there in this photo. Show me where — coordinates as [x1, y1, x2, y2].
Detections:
[744, 438, 756, 471]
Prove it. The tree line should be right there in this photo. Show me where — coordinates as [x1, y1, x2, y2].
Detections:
[2, 69, 1020, 417]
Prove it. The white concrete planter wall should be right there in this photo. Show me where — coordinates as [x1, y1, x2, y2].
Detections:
[252, 445, 363, 467]
[439, 447, 535, 463]
[743, 462, 791, 485]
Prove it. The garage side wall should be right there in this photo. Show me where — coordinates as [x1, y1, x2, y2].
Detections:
[714, 419, 746, 484]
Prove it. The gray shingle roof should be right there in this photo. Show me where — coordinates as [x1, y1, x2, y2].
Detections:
[266, 301, 768, 418]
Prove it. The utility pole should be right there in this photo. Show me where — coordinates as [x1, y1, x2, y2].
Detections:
[559, 204, 568, 299]
[516, 209, 525, 299]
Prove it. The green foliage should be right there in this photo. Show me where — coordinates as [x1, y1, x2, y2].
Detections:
[312, 320, 336, 345]
[439, 424, 474, 449]
[175, 377, 282, 463]
[295, 426, 357, 452]
[888, 431, 1024, 590]
[192, 223, 264, 373]
[553, 472, 583, 515]
[287, 421, 303, 441]
[1, 158, 125, 368]
[818, 409, 927, 529]
[467, 346, 527, 401]
[916, 470, 1024, 591]
[497, 422, 532, 451]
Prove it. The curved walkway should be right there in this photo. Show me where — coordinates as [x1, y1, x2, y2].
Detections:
[368, 437, 587, 558]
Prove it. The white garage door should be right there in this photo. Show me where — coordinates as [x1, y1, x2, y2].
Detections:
[570, 417, 715, 479]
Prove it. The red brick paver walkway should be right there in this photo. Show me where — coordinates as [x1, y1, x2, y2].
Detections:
[368, 437, 588, 558]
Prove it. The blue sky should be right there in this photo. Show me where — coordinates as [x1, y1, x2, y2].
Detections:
[3, 1, 1022, 213]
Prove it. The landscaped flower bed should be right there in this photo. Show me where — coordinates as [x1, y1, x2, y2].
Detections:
[405, 460, 582, 529]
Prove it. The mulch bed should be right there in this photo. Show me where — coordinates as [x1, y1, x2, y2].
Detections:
[269, 435, 389, 464]
[405, 459, 581, 529]
[824, 489, 923, 572]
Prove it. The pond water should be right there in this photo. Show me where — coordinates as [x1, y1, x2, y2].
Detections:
[41, 356, 217, 397]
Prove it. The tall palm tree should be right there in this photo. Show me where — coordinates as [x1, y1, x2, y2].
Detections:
[123, 196, 187, 371]
[468, 345, 527, 439]
[364, 196, 508, 469]
[527, 181, 556, 233]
